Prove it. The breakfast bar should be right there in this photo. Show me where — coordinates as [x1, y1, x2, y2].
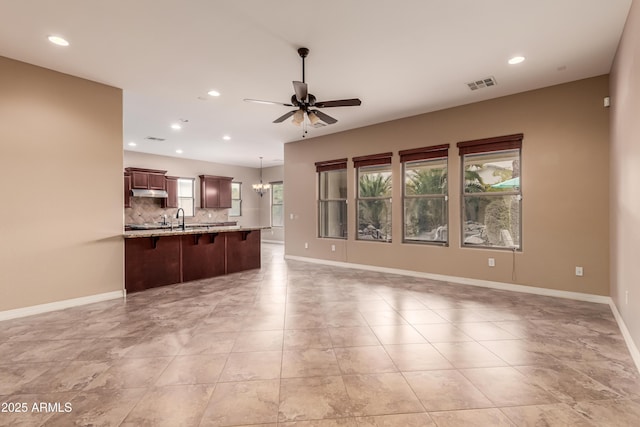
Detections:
[123, 226, 264, 293]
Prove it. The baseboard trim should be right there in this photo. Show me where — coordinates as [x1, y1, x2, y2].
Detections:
[262, 240, 284, 245]
[0, 290, 125, 322]
[608, 300, 640, 373]
[284, 255, 610, 304]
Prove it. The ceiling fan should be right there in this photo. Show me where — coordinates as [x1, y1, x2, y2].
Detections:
[244, 47, 362, 130]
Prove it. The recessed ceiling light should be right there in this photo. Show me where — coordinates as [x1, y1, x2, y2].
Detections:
[508, 56, 525, 65]
[47, 35, 69, 46]
[176, 149, 183, 154]
[128, 142, 137, 147]
[223, 135, 231, 141]
[170, 123, 181, 130]
[208, 90, 221, 97]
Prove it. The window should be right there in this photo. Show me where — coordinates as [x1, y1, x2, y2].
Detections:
[355, 152, 393, 242]
[401, 144, 449, 244]
[457, 134, 523, 250]
[177, 178, 194, 216]
[230, 182, 242, 217]
[271, 181, 284, 227]
[317, 158, 348, 239]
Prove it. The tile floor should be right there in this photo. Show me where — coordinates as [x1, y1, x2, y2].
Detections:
[1, 243, 640, 426]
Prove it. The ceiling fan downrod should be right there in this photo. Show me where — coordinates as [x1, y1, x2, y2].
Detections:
[298, 47, 309, 83]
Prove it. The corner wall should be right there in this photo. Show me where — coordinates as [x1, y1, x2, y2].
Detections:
[285, 76, 610, 296]
[610, 1, 640, 347]
[0, 56, 123, 311]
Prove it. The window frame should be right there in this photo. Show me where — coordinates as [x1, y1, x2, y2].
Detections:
[316, 158, 348, 239]
[177, 178, 195, 217]
[229, 181, 242, 217]
[400, 144, 449, 246]
[354, 152, 393, 243]
[270, 181, 284, 228]
[457, 134, 523, 251]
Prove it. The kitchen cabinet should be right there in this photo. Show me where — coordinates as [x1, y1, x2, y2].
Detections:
[126, 167, 167, 190]
[124, 173, 131, 208]
[226, 230, 261, 273]
[124, 234, 182, 292]
[181, 233, 225, 281]
[124, 228, 262, 292]
[199, 175, 232, 208]
[162, 176, 179, 208]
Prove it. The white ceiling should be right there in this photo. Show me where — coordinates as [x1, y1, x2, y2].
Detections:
[0, 0, 632, 168]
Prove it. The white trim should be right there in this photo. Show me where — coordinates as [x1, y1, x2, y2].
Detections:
[608, 300, 640, 373]
[261, 240, 284, 245]
[0, 290, 125, 322]
[284, 255, 610, 304]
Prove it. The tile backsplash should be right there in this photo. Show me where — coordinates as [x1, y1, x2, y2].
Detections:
[125, 197, 229, 225]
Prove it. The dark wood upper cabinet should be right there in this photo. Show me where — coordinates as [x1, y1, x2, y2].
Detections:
[162, 176, 179, 209]
[148, 173, 166, 190]
[125, 167, 168, 190]
[199, 175, 233, 208]
[124, 173, 131, 208]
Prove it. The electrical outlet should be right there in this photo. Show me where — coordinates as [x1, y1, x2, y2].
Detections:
[488, 258, 495, 267]
[331, 244, 336, 252]
[304, 242, 308, 249]
[575, 266, 583, 276]
[208, 213, 212, 219]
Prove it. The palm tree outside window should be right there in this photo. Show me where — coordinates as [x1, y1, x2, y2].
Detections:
[354, 152, 393, 242]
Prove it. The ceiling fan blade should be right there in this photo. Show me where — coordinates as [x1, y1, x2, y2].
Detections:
[273, 110, 298, 123]
[244, 98, 293, 107]
[310, 109, 338, 124]
[315, 98, 362, 108]
[293, 81, 308, 102]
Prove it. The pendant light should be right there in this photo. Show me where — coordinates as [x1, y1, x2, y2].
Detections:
[252, 157, 271, 197]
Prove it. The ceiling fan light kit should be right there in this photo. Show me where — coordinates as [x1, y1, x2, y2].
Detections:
[245, 47, 361, 133]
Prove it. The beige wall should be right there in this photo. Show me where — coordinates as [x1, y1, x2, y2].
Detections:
[285, 76, 610, 296]
[0, 57, 123, 311]
[610, 2, 640, 344]
[124, 150, 264, 227]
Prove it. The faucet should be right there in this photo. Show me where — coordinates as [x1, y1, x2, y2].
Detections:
[176, 208, 185, 230]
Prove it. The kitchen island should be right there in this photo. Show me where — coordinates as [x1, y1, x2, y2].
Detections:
[123, 226, 264, 293]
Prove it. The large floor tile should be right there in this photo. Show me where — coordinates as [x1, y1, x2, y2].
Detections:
[571, 399, 640, 427]
[200, 380, 280, 427]
[342, 373, 424, 416]
[155, 354, 227, 385]
[279, 376, 354, 422]
[356, 413, 435, 426]
[334, 346, 397, 374]
[428, 408, 516, 426]
[384, 343, 453, 371]
[219, 351, 282, 381]
[282, 348, 341, 378]
[404, 370, 493, 411]
[432, 341, 508, 368]
[500, 403, 596, 426]
[461, 366, 558, 406]
[121, 384, 214, 427]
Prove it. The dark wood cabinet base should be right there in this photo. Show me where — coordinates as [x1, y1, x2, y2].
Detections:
[125, 230, 261, 293]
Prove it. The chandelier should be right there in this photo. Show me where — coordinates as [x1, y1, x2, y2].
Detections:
[252, 157, 271, 197]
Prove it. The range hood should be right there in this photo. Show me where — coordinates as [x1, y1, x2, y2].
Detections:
[130, 189, 168, 198]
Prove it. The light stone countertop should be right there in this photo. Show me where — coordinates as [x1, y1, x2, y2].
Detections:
[123, 225, 268, 239]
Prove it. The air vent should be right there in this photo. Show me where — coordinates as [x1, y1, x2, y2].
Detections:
[467, 76, 497, 91]
[144, 136, 166, 142]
